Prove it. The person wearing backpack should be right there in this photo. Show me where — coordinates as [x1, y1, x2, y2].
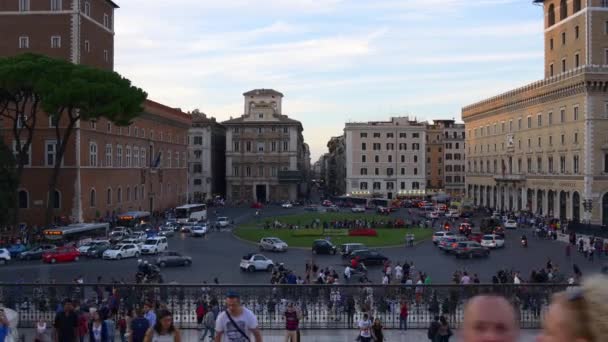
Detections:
[201, 309, 216, 341]
[427, 316, 440, 341]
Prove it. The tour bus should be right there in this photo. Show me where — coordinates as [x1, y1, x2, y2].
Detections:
[117, 211, 151, 228]
[175, 204, 207, 223]
[43, 223, 110, 246]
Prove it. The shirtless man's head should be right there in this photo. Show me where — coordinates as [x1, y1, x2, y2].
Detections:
[462, 295, 519, 342]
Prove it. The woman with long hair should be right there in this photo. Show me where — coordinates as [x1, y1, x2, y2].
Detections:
[144, 309, 181, 342]
[88, 311, 108, 342]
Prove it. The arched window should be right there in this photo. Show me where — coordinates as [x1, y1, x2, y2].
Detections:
[107, 188, 112, 205]
[560, 0, 567, 20]
[117, 187, 122, 203]
[51, 189, 61, 209]
[573, 0, 581, 12]
[548, 4, 556, 26]
[126, 187, 131, 202]
[90, 189, 96, 207]
[18, 190, 28, 209]
[134, 185, 138, 201]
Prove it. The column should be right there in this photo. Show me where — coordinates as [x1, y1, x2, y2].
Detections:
[531, 190, 537, 214]
[522, 188, 527, 212]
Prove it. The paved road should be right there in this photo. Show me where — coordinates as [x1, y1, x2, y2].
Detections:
[0, 206, 604, 284]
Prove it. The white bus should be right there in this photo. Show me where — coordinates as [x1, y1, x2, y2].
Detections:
[175, 204, 207, 223]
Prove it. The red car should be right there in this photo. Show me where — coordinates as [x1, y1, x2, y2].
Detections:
[322, 200, 333, 207]
[468, 233, 484, 243]
[42, 246, 80, 264]
[250, 202, 264, 209]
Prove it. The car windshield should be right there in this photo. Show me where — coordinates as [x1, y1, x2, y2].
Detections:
[482, 236, 494, 240]
[144, 239, 158, 245]
[218, 217, 227, 221]
[107, 245, 122, 251]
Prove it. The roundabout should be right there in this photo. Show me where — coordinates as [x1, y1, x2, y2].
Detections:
[233, 212, 433, 248]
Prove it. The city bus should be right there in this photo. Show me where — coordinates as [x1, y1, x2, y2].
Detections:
[117, 211, 151, 228]
[43, 223, 110, 245]
[175, 204, 207, 223]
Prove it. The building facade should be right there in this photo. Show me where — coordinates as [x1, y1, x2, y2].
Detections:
[223, 89, 308, 203]
[425, 120, 466, 198]
[345, 117, 427, 199]
[188, 111, 226, 203]
[0, 0, 190, 227]
[324, 136, 347, 196]
[463, 0, 608, 225]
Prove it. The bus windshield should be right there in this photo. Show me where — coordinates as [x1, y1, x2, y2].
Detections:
[117, 211, 151, 228]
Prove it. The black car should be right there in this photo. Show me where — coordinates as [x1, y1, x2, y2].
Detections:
[155, 251, 192, 267]
[86, 242, 112, 258]
[453, 241, 490, 259]
[19, 244, 56, 260]
[312, 239, 337, 255]
[350, 250, 388, 265]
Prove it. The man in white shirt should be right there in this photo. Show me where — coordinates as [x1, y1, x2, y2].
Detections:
[215, 291, 263, 342]
[382, 274, 389, 285]
[357, 313, 372, 342]
[513, 272, 521, 285]
[460, 272, 471, 285]
[394, 264, 403, 282]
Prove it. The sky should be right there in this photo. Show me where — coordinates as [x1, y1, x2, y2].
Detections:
[114, 0, 546, 161]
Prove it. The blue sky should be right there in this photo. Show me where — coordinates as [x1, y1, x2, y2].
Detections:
[114, 0, 545, 160]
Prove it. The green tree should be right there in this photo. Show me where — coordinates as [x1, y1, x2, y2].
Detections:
[37, 57, 147, 224]
[0, 136, 18, 228]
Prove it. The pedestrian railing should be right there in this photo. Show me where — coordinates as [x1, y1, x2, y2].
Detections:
[0, 283, 569, 329]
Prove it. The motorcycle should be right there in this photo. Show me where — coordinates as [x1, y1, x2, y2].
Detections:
[521, 239, 528, 248]
[135, 264, 163, 284]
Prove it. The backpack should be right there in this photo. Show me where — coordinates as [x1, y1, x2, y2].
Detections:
[203, 311, 215, 328]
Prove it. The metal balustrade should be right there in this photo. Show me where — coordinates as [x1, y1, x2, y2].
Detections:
[0, 283, 569, 329]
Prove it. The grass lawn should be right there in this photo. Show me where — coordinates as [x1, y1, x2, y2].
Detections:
[234, 212, 434, 247]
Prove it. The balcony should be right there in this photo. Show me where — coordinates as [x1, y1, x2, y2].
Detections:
[494, 174, 526, 182]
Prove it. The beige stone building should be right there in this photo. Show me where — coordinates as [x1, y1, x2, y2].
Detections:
[223, 89, 308, 203]
[426, 120, 466, 198]
[345, 117, 427, 199]
[463, 0, 608, 225]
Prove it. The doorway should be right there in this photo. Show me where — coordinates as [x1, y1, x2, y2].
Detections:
[256, 184, 267, 203]
[572, 192, 580, 222]
[560, 191, 567, 221]
[603, 194, 608, 226]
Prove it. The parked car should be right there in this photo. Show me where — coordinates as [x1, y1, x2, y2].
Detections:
[240, 253, 274, 272]
[259, 237, 288, 252]
[140, 237, 168, 255]
[438, 236, 468, 253]
[312, 239, 337, 255]
[504, 220, 518, 229]
[453, 241, 490, 259]
[281, 202, 293, 209]
[7, 244, 27, 258]
[191, 225, 208, 237]
[155, 251, 192, 267]
[42, 246, 80, 264]
[251, 202, 264, 209]
[432, 231, 455, 245]
[0, 248, 11, 265]
[19, 244, 56, 260]
[217, 217, 230, 228]
[86, 241, 112, 258]
[340, 243, 368, 258]
[481, 234, 505, 249]
[351, 206, 366, 213]
[327, 205, 340, 212]
[103, 244, 140, 260]
[349, 249, 388, 265]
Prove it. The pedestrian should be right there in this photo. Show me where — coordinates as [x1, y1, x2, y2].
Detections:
[89, 310, 109, 342]
[54, 299, 79, 342]
[201, 309, 216, 341]
[0, 309, 11, 342]
[105, 313, 116, 342]
[214, 291, 263, 341]
[357, 313, 372, 342]
[143, 303, 156, 328]
[589, 245, 595, 262]
[35, 317, 49, 342]
[284, 302, 301, 342]
[371, 318, 384, 342]
[399, 300, 408, 332]
[143, 309, 181, 342]
[462, 295, 519, 342]
[129, 308, 150, 342]
[117, 314, 127, 342]
[427, 316, 440, 341]
[537, 275, 608, 342]
[437, 316, 452, 342]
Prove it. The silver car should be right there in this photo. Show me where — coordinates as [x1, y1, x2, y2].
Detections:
[259, 237, 288, 252]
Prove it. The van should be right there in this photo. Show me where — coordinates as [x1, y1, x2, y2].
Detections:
[140, 237, 168, 255]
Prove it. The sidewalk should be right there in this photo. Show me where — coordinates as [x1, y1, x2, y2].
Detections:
[19, 328, 540, 341]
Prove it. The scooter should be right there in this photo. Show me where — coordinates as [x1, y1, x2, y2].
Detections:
[521, 239, 528, 248]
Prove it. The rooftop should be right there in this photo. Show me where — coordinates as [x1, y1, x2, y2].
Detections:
[243, 89, 284, 97]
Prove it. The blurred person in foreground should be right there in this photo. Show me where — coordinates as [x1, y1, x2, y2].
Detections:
[537, 274, 608, 342]
[462, 295, 519, 342]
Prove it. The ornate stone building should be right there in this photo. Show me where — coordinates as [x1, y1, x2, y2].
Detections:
[463, 0, 608, 225]
[223, 89, 308, 203]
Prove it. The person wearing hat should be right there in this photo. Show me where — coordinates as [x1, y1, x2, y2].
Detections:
[214, 291, 263, 342]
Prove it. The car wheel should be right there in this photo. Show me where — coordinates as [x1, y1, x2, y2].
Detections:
[135, 252, 140, 258]
[0, 259, 5, 265]
[160, 261, 167, 267]
[25, 255, 31, 261]
[184, 260, 191, 266]
[74, 256, 79, 261]
[248, 266, 255, 272]
[267, 265, 273, 272]
[51, 258, 56, 264]
[116, 254, 122, 260]
[312, 249, 317, 255]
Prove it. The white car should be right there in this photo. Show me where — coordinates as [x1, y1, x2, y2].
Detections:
[122, 238, 144, 248]
[504, 220, 518, 229]
[103, 244, 140, 260]
[426, 211, 440, 219]
[281, 202, 293, 208]
[445, 210, 460, 218]
[130, 231, 147, 243]
[351, 206, 366, 213]
[191, 225, 208, 237]
[217, 217, 230, 227]
[78, 240, 108, 254]
[259, 237, 288, 252]
[0, 248, 11, 265]
[481, 234, 505, 249]
[240, 253, 274, 272]
[432, 231, 455, 245]
[140, 237, 168, 255]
